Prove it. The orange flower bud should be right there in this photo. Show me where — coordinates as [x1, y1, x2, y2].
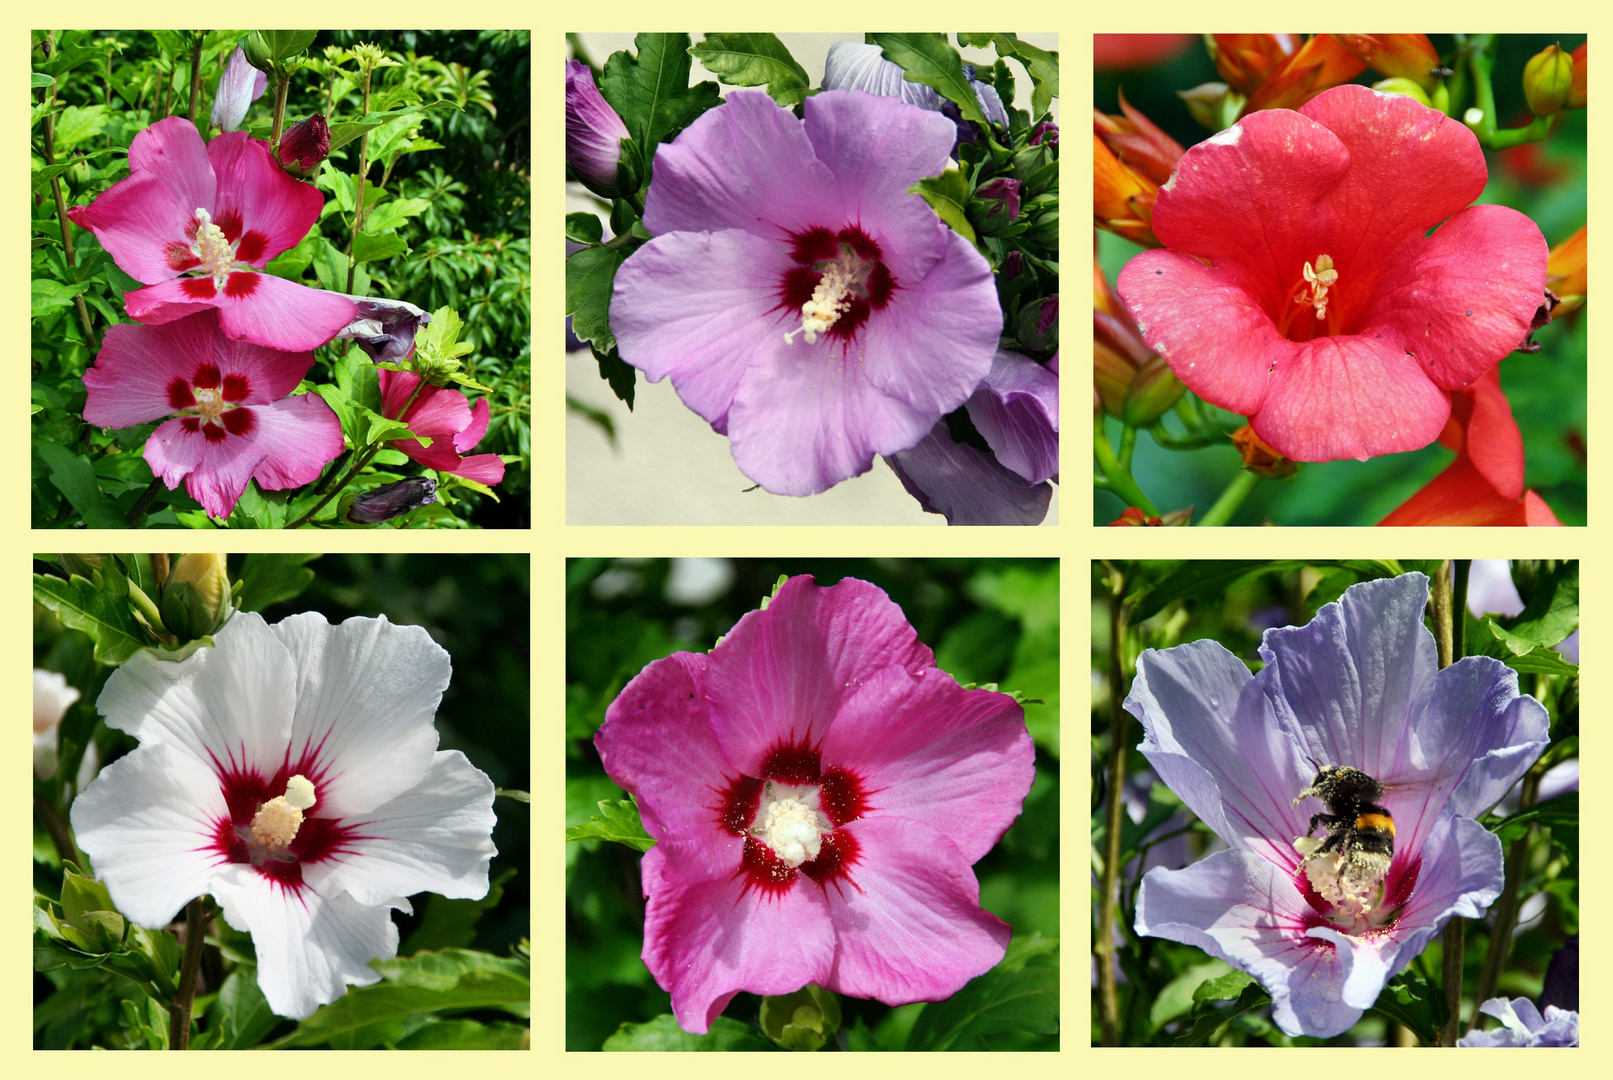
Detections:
[1093, 131, 1159, 248]
[1231, 425, 1299, 479]
[1568, 42, 1587, 109]
[1243, 34, 1367, 114]
[1332, 34, 1442, 90]
[1546, 224, 1587, 314]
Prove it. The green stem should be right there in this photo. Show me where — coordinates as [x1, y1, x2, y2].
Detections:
[269, 75, 289, 154]
[1196, 469, 1259, 527]
[1117, 423, 1138, 471]
[1468, 768, 1542, 1030]
[345, 65, 374, 296]
[186, 35, 203, 126]
[39, 43, 97, 349]
[1096, 563, 1129, 1045]
[34, 794, 79, 866]
[284, 378, 429, 528]
[1466, 36, 1499, 142]
[1453, 560, 1470, 661]
[1429, 561, 1462, 1045]
[168, 897, 208, 1049]
[1488, 114, 1554, 150]
[1094, 421, 1159, 517]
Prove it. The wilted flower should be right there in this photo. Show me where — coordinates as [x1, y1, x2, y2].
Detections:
[346, 476, 438, 524]
[71, 611, 497, 1019]
[333, 294, 432, 360]
[1457, 998, 1579, 1047]
[210, 45, 268, 133]
[1118, 85, 1548, 463]
[81, 309, 345, 521]
[595, 575, 1034, 1033]
[1127, 573, 1548, 1037]
[611, 90, 1000, 496]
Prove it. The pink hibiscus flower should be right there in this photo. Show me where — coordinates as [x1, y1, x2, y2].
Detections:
[595, 575, 1034, 1034]
[66, 116, 356, 352]
[1117, 85, 1549, 462]
[378, 368, 505, 485]
[82, 309, 344, 521]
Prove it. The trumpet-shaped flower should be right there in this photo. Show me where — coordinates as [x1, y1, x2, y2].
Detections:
[66, 116, 356, 352]
[1118, 86, 1548, 463]
[595, 575, 1034, 1033]
[82, 310, 344, 521]
[610, 90, 1001, 496]
[70, 612, 497, 1019]
[1126, 573, 1547, 1038]
[378, 368, 505, 486]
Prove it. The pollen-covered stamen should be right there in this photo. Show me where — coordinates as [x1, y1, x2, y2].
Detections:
[1292, 254, 1340, 320]
[249, 774, 317, 853]
[749, 779, 831, 867]
[785, 243, 875, 345]
[1295, 834, 1389, 920]
[192, 385, 226, 424]
[191, 208, 242, 290]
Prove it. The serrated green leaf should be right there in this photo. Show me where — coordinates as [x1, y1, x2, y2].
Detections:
[365, 196, 431, 234]
[691, 33, 811, 107]
[32, 278, 92, 318]
[958, 34, 1058, 116]
[566, 245, 627, 352]
[911, 171, 977, 245]
[566, 799, 654, 851]
[32, 573, 152, 664]
[600, 34, 723, 184]
[904, 954, 1058, 1049]
[593, 346, 635, 409]
[604, 1015, 773, 1051]
[871, 34, 985, 126]
[235, 553, 320, 612]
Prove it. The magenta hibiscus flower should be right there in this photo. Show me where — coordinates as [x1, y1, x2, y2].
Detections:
[611, 90, 1002, 496]
[66, 116, 356, 352]
[1117, 85, 1548, 462]
[595, 575, 1034, 1033]
[82, 309, 344, 520]
[378, 368, 505, 486]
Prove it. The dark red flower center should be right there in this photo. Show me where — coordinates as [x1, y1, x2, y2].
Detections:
[167, 361, 255, 443]
[714, 736, 870, 898]
[204, 759, 366, 891]
[777, 225, 897, 346]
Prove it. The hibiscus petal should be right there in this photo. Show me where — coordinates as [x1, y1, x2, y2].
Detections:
[640, 842, 836, 1034]
[454, 397, 491, 454]
[885, 421, 1054, 525]
[269, 613, 450, 817]
[66, 170, 204, 284]
[965, 350, 1060, 483]
[642, 90, 838, 240]
[69, 744, 231, 928]
[144, 413, 268, 520]
[211, 865, 400, 1020]
[247, 392, 346, 490]
[301, 750, 495, 908]
[821, 816, 1011, 1004]
[206, 131, 326, 264]
[822, 667, 1032, 863]
[703, 576, 931, 773]
[442, 453, 505, 485]
[125, 273, 357, 352]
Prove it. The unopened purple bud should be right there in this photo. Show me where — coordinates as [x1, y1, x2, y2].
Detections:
[566, 60, 629, 187]
[279, 114, 330, 173]
[1001, 249, 1024, 282]
[347, 477, 438, 524]
[972, 177, 1022, 233]
[333, 294, 431, 360]
[1030, 121, 1058, 147]
[211, 45, 268, 133]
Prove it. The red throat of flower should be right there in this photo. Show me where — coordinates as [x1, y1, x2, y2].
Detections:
[1277, 254, 1343, 341]
[778, 225, 897, 347]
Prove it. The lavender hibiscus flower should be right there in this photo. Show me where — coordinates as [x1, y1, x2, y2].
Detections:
[610, 90, 1001, 497]
[1124, 573, 1547, 1038]
[595, 575, 1034, 1034]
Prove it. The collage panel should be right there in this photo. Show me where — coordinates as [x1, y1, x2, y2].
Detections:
[1095, 34, 1585, 526]
[566, 557, 1059, 1049]
[566, 33, 1059, 525]
[1091, 560, 1578, 1046]
[31, 30, 531, 529]
[32, 553, 531, 1048]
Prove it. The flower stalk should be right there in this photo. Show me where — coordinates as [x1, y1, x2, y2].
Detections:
[1096, 561, 1129, 1045]
[1197, 469, 1260, 527]
[284, 377, 428, 528]
[169, 896, 210, 1049]
[1094, 423, 1159, 518]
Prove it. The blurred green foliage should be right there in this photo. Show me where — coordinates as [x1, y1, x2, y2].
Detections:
[566, 558, 1059, 1050]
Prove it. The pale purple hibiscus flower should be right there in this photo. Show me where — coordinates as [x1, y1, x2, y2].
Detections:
[70, 611, 497, 1019]
[595, 575, 1034, 1033]
[821, 41, 1012, 135]
[887, 348, 1058, 524]
[66, 116, 356, 352]
[379, 368, 505, 486]
[210, 45, 267, 133]
[1457, 998, 1579, 1047]
[610, 90, 1001, 496]
[564, 60, 630, 188]
[1125, 573, 1548, 1038]
[81, 309, 344, 521]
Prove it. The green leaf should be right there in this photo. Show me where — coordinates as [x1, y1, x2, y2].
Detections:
[32, 572, 152, 664]
[958, 34, 1058, 116]
[1505, 561, 1578, 649]
[326, 100, 461, 155]
[600, 34, 723, 184]
[1369, 972, 1445, 1047]
[267, 949, 529, 1048]
[352, 231, 410, 264]
[32, 278, 92, 318]
[364, 196, 431, 233]
[904, 953, 1058, 1049]
[566, 245, 627, 352]
[565, 212, 604, 246]
[566, 799, 654, 852]
[35, 439, 103, 519]
[402, 867, 514, 954]
[1501, 647, 1580, 676]
[1172, 978, 1270, 1046]
[604, 1015, 774, 1051]
[871, 34, 985, 126]
[235, 553, 320, 611]
[230, 482, 289, 529]
[910, 172, 977, 246]
[690, 33, 811, 107]
[593, 346, 635, 409]
[32, 72, 55, 88]
[1490, 790, 1579, 843]
[394, 1019, 528, 1049]
[247, 29, 318, 65]
[53, 104, 109, 149]
[215, 968, 282, 1049]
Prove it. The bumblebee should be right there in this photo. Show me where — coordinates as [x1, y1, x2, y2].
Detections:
[1291, 765, 1395, 882]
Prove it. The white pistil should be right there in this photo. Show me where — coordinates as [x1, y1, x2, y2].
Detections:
[192, 207, 239, 290]
[784, 244, 873, 345]
[750, 780, 831, 867]
[250, 774, 317, 852]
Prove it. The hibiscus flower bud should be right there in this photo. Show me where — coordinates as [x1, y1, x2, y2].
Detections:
[565, 60, 630, 190]
[345, 477, 438, 524]
[759, 985, 842, 1051]
[1231, 424, 1299, 479]
[1016, 294, 1058, 352]
[278, 114, 330, 175]
[159, 553, 236, 641]
[1029, 120, 1058, 147]
[1524, 44, 1575, 117]
[210, 45, 268, 133]
[334, 294, 431, 360]
[970, 177, 1021, 233]
[1568, 43, 1587, 109]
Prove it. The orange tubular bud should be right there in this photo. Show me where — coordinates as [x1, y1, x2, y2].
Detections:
[1332, 34, 1442, 90]
[1243, 34, 1367, 113]
[1569, 42, 1587, 109]
[1546, 225, 1587, 313]
[1095, 91, 1187, 187]
[1093, 130, 1159, 248]
[1206, 34, 1301, 94]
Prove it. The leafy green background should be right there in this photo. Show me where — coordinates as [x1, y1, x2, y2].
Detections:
[567, 558, 1059, 1050]
[34, 553, 530, 1048]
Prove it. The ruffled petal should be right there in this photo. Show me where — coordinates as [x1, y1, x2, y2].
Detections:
[143, 412, 269, 520]
[965, 350, 1060, 483]
[211, 866, 401, 1019]
[246, 392, 346, 490]
[269, 613, 450, 817]
[124, 273, 357, 352]
[821, 42, 942, 110]
[206, 131, 326, 264]
[69, 743, 229, 928]
[301, 750, 495, 908]
[66, 171, 204, 284]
